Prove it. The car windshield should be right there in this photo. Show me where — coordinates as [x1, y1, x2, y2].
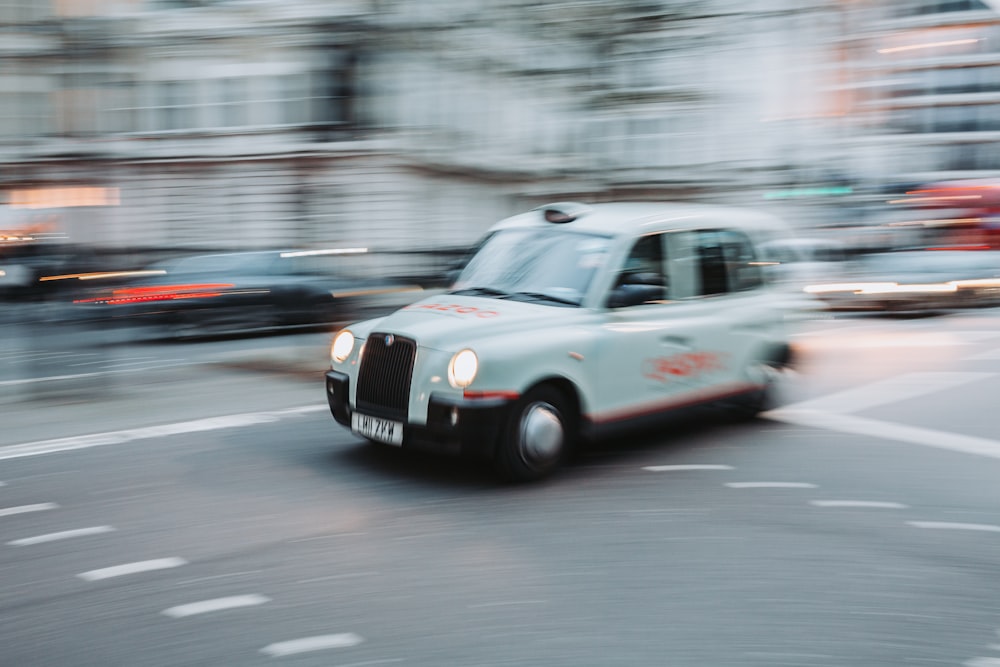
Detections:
[451, 228, 612, 306]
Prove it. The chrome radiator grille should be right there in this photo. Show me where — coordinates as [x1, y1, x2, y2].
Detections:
[356, 333, 416, 420]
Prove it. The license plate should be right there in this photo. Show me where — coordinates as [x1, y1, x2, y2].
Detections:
[352, 412, 403, 446]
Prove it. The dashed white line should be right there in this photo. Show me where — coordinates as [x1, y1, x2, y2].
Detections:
[0, 502, 58, 518]
[0, 405, 326, 461]
[7, 525, 115, 546]
[725, 482, 818, 489]
[175, 570, 262, 586]
[162, 594, 270, 618]
[810, 500, 909, 509]
[643, 464, 734, 472]
[467, 600, 547, 609]
[78, 557, 188, 582]
[260, 633, 364, 657]
[908, 521, 1000, 533]
[297, 572, 379, 585]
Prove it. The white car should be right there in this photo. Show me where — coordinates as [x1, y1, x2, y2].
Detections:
[326, 202, 802, 481]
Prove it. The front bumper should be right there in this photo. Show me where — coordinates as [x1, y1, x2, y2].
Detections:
[325, 370, 513, 459]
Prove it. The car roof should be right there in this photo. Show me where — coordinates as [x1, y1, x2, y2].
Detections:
[490, 201, 787, 237]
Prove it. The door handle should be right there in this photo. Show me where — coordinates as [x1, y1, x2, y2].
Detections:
[660, 335, 691, 347]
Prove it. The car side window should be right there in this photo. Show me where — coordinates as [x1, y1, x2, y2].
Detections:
[719, 230, 764, 292]
[665, 229, 764, 298]
[608, 233, 668, 307]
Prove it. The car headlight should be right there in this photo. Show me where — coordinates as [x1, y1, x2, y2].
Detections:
[331, 329, 355, 363]
[448, 348, 478, 388]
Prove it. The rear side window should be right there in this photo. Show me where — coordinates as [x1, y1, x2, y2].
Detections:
[666, 229, 764, 298]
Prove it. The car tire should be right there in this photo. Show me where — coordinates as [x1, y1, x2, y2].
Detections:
[733, 358, 786, 419]
[494, 385, 575, 483]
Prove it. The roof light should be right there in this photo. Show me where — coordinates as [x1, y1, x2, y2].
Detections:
[536, 202, 591, 224]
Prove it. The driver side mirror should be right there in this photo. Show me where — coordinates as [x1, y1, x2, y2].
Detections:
[607, 273, 667, 308]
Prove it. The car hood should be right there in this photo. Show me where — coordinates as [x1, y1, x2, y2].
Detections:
[362, 294, 586, 351]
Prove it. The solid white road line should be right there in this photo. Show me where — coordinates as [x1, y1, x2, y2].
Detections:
[260, 633, 364, 657]
[0, 405, 326, 461]
[810, 500, 909, 509]
[643, 464, 734, 472]
[0, 502, 58, 517]
[7, 525, 115, 546]
[767, 408, 1000, 461]
[725, 482, 818, 489]
[78, 557, 188, 582]
[908, 521, 1000, 533]
[776, 372, 993, 415]
[162, 594, 270, 618]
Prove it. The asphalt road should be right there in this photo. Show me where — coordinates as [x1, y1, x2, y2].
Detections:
[2, 309, 1000, 666]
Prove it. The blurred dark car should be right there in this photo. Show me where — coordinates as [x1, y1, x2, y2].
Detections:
[73, 250, 424, 338]
[803, 249, 1000, 312]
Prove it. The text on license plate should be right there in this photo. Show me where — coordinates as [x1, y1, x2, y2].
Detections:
[352, 412, 404, 446]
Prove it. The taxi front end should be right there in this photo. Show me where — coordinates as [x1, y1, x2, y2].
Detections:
[325, 324, 514, 460]
[325, 301, 593, 481]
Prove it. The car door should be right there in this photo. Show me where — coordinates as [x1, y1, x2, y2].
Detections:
[595, 232, 719, 427]
[663, 227, 783, 395]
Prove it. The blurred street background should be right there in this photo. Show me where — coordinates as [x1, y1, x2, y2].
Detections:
[5, 1, 1000, 666]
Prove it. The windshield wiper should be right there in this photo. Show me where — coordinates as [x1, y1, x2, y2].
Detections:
[508, 291, 580, 306]
[448, 286, 513, 299]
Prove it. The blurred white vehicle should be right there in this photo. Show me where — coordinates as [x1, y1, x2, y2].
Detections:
[326, 202, 809, 481]
[804, 249, 1000, 312]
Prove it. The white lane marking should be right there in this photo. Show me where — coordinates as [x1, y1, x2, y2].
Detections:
[725, 482, 818, 489]
[908, 521, 1000, 533]
[766, 408, 1000, 461]
[0, 405, 326, 461]
[297, 572, 379, 584]
[0, 481, 5, 486]
[777, 372, 992, 415]
[810, 500, 908, 509]
[643, 464, 734, 472]
[175, 570, 262, 586]
[0, 351, 89, 361]
[965, 348, 1000, 361]
[0, 502, 58, 517]
[78, 557, 188, 582]
[467, 600, 546, 609]
[260, 633, 364, 657]
[162, 594, 270, 618]
[69, 356, 158, 367]
[8, 525, 115, 546]
[0, 361, 198, 387]
[965, 659, 1000, 667]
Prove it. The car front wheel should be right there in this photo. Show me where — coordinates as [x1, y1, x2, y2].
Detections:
[494, 385, 574, 483]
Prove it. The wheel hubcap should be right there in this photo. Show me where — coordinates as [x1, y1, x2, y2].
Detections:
[518, 402, 564, 466]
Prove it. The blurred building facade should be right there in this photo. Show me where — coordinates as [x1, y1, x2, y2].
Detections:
[3, 0, 994, 261]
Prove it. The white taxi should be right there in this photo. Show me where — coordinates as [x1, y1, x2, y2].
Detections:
[325, 202, 801, 481]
